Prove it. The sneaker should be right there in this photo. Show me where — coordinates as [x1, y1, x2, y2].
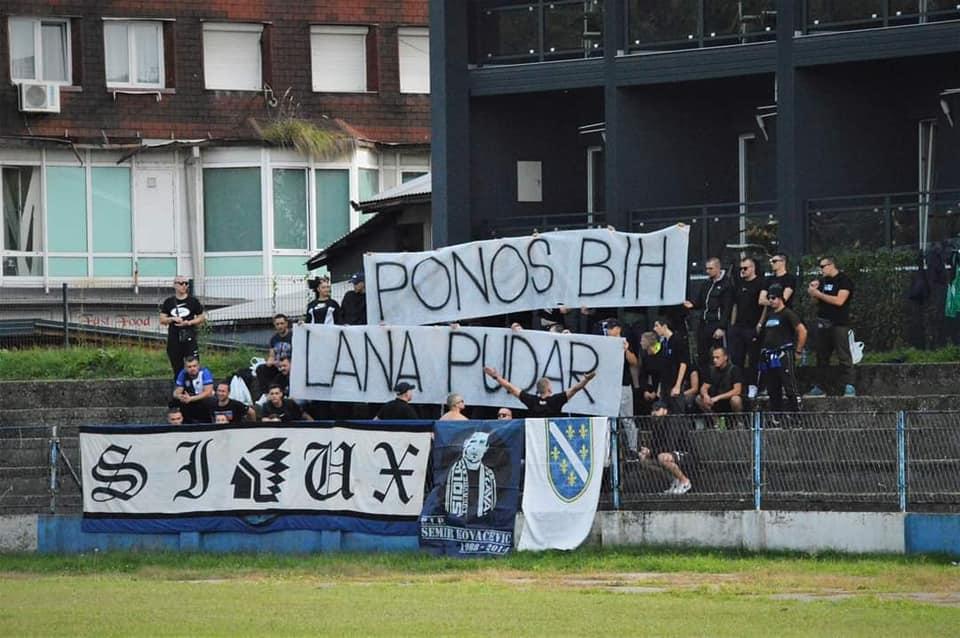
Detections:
[806, 385, 826, 397]
[673, 480, 692, 495]
[843, 384, 857, 397]
[747, 385, 758, 399]
[663, 479, 680, 494]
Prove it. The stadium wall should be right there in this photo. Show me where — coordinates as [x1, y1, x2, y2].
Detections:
[1, 512, 957, 556]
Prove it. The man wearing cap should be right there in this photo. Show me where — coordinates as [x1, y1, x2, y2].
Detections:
[759, 283, 807, 413]
[341, 271, 367, 325]
[483, 366, 597, 418]
[376, 381, 420, 419]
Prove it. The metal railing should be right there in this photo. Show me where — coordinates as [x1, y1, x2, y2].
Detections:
[473, 0, 604, 65]
[607, 411, 960, 512]
[802, 0, 960, 34]
[3, 411, 958, 516]
[485, 210, 609, 238]
[626, 0, 776, 53]
[629, 200, 778, 267]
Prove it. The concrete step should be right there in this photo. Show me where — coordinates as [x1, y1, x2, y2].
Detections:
[1, 378, 173, 410]
[796, 363, 960, 396]
[0, 406, 166, 430]
[769, 394, 960, 412]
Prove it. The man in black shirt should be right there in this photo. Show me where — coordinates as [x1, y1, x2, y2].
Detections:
[606, 319, 640, 452]
[759, 284, 807, 413]
[159, 277, 205, 378]
[211, 382, 255, 424]
[638, 401, 693, 495]
[807, 256, 856, 396]
[305, 277, 341, 325]
[340, 271, 367, 325]
[483, 366, 597, 418]
[261, 385, 311, 422]
[683, 257, 733, 368]
[760, 253, 798, 308]
[696, 346, 744, 415]
[376, 381, 421, 419]
[652, 317, 690, 413]
[729, 257, 765, 398]
[257, 314, 293, 390]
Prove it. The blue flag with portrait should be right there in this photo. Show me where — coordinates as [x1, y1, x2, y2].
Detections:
[419, 419, 523, 556]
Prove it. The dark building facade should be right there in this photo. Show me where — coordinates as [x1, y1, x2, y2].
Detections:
[431, 1, 960, 263]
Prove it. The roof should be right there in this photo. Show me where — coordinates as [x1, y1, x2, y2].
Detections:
[352, 172, 431, 212]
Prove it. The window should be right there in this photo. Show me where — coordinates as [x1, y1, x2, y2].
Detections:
[310, 25, 368, 93]
[359, 168, 379, 201]
[8, 17, 71, 84]
[398, 27, 429, 94]
[2, 166, 43, 276]
[203, 22, 263, 91]
[315, 169, 350, 249]
[203, 168, 262, 252]
[104, 20, 164, 88]
[273, 169, 308, 250]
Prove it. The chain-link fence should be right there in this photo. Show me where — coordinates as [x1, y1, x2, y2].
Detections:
[3, 411, 959, 516]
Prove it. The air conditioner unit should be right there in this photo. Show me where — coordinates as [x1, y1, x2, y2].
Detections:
[19, 82, 60, 113]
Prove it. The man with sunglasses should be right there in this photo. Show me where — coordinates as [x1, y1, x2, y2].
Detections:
[760, 253, 797, 308]
[807, 257, 856, 397]
[159, 277, 206, 377]
[729, 257, 765, 398]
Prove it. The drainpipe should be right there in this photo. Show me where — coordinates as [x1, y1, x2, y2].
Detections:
[184, 146, 204, 294]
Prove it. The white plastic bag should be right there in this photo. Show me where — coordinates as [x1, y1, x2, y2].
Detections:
[229, 374, 253, 405]
[848, 330, 864, 365]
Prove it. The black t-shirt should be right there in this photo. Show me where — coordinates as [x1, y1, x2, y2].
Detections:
[305, 298, 341, 325]
[651, 416, 691, 455]
[816, 272, 854, 325]
[518, 392, 568, 418]
[269, 332, 293, 360]
[762, 308, 802, 350]
[212, 399, 249, 424]
[160, 295, 204, 339]
[764, 273, 799, 308]
[340, 290, 367, 325]
[376, 398, 420, 420]
[706, 363, 743, 397]
[733, 277, 765, 327]
[262, 399, 304, 422]
[658, 334, 690, 395]
[622, 346, 635, 386]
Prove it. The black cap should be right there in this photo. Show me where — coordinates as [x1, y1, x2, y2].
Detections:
[767, 283, 784, 299]
[350, 271, 364, 284]
[605, 318, 622, 329]
[394, 381, 415, 394]
[651, 400, 668, 412]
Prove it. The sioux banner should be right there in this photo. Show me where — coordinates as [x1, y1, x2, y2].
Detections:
[80, 422, 433, 535]
[364, 225, 689, 326]
[290, 324, 625, 416]
[518, 416, 609, 551]
[419, 420, 523, 556]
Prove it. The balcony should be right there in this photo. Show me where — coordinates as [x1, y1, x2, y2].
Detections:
[803, 0, 960, 34]
[627, 0, 776, 53]
[472, 0, 604, 66]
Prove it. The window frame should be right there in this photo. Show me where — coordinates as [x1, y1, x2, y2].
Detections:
[397, 26, 430, 94]
[202, 21, 264, 91]
[103, 19, 165, 89]
[310, 24, 369, 93]
[8, 16, 72, 85]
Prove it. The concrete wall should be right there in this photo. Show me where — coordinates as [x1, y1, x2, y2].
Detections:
[3, 512, 957, 556]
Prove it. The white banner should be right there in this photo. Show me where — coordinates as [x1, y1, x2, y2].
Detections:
[518, 416, 609, 551]
[363, 226, 689, 326]
[81, 424, 432, 518]
[290, 324, 625, 416]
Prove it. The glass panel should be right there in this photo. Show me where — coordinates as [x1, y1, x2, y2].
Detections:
[808, 209, 885, 254]
[703, 1, 740, 42]
[94, 257, 132, 276]
[891, 203, 919, 248]
[2, 254, 42, 276]
[133, 23, 161, 85]
[10, 18, 36, 80]
[137, 257, 177, 277]
[478, 5, 538, 59]
[359, 168, 379, 201]
[3, 166, 41, 252]
[92, 167, 132, 252]
[543, 2, 585, 54]
[46, 166, 86, 252]
[926, 0, 960, 21]
[273, 255, 309, 275]
[203, 168, 262, 252]
[204, 255, 262, 276]
[315, 169, 350, 249]
[807, 0, 884, 27]
[739, 0, 777, 38]
[41, 22, 68, 82]
[402, 171, 427, 183]
[272, 169, 308, 250]
[48, 256, 87, 277]
[104, 22, 129, 84]
[628, 0, 699, 47]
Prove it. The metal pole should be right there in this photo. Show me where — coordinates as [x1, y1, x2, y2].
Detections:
[753, 410, 762, 510]
[61, 282, 69, 346]
[897, 410, 907, 512]
[609, 418, 621, 510]
[49, 425, 60, 514]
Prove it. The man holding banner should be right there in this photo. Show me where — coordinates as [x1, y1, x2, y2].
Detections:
[483, 366, 597, 417]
